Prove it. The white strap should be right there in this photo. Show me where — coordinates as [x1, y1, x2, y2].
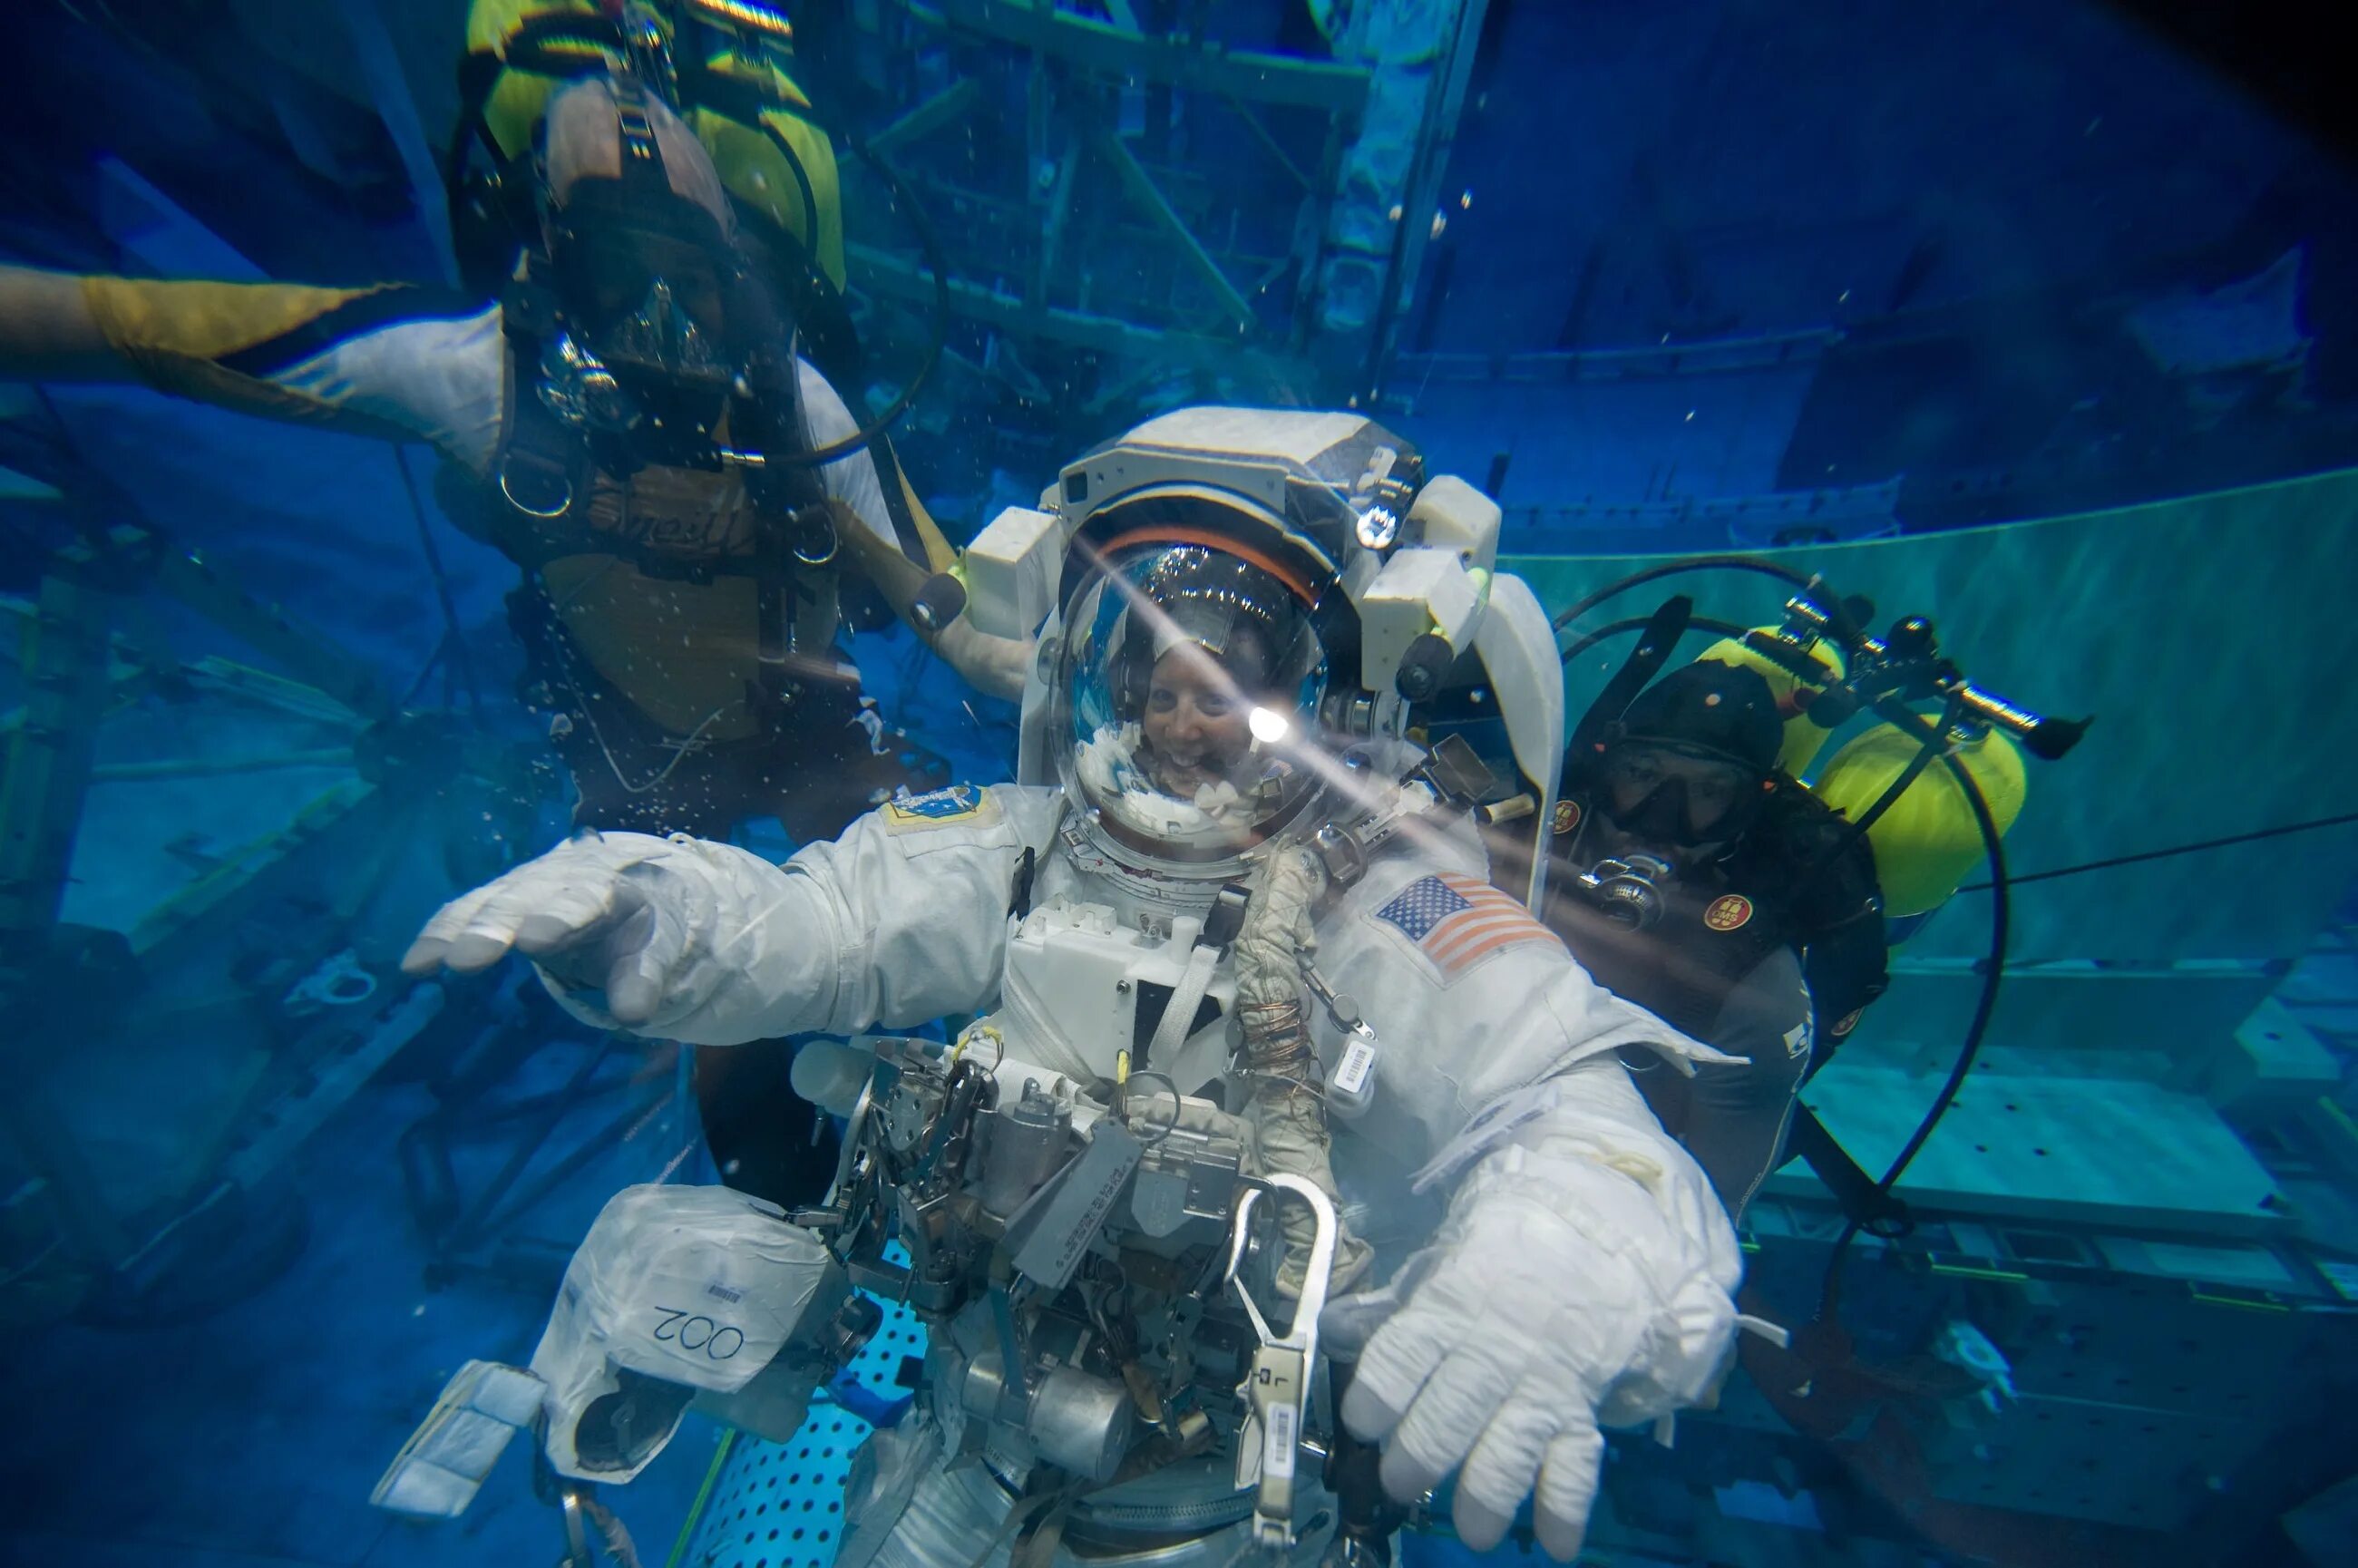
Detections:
[1145, 940, 1222, 1069]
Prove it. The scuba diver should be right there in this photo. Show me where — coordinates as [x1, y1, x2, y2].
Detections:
[1545, 570, 2086, 1452]
[0, 68, 1026, 1210]
[387, 409, 1768, 1568]
[0, 70, 1021, 835]
[1543, 651, 1886, 1218]
[1544, 576, 2080, 1234]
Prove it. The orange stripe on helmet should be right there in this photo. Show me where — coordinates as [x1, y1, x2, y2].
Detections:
[1092, 525, 1325, 608]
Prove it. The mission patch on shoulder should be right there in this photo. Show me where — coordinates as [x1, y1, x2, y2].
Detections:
[882, 784, 1000, 834]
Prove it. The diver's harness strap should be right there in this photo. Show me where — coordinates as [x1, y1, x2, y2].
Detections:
[1142, 883, 1250, 1076]
[863, 433, 931, 580]
[1562, 594, 1694, 779]
[492, 278, 595, 524]
[491, 263, 848, 722]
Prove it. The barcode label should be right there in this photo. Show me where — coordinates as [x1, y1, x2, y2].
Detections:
[1263, 1401, 1297, 1479]
[1333, 1037, 1376, 1096]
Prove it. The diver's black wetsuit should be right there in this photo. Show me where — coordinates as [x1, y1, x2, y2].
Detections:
[1543, 842, 1814, 1217]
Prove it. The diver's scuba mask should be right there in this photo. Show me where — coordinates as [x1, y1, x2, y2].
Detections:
[533, 268, 736, 445]
[536, 194, 760, 459]
[1596, 738, 1768, 849]
[549, 195, 740, 387]
[1557, 628, 1784, 926]
[1553, 739, 1763, 927]
[526, 71, 800, 470]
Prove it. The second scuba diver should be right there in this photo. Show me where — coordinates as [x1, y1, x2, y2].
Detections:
[0, 69, 1028, 1209]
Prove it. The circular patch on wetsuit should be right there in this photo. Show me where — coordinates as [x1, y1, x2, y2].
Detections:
[1552, 799, 1583, 836]
[1704, 893, 1754, 931]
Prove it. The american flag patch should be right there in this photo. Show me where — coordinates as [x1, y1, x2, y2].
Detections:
[1373, 872, 1564, 979]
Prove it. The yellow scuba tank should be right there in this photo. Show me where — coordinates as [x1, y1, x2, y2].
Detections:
[465, 0, 846, 288]
[1698, 630, 1846, 776]
[1810, 724, 2029, 919]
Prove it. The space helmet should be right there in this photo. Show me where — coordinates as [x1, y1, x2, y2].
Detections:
[976, 406, 1563, 899]
[1056, 529, 1334, 863]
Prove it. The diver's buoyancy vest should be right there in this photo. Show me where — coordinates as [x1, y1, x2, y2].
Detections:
[1540, 784, 1890, 1062]
[443, 297, 924, 739]
[1542, 826, 1790, 1044]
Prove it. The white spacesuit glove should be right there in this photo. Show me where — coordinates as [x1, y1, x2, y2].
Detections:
[401, 831, 795, 1042]
[1320, 1066, 1741, 1562]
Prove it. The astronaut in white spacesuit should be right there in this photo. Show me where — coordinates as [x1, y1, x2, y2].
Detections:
[393, 411, 1749, 1567]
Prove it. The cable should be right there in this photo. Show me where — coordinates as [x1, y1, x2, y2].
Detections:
[1546, 555, 1817, 633]
[664, 1428, 738, 1568]
[753, 131, 951, 469]
[1960, 809, 2358, 891]
[1816, 701, 2008, 1323]
[395, 445, 484, 717]
[1556, 612, 1751, 668]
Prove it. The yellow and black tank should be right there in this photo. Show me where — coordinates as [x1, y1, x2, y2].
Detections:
[1811, 720, 2030, 920]
[459, 0, 844, 291]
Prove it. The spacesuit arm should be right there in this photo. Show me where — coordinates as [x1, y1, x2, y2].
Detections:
[0, 267, 508, 472]
[402, 787, 1057, 1045]
[1313, 843, 1743, 1561]
[1330, 1054, 1742, 1560]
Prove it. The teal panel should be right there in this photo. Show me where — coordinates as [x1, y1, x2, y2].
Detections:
[1764, 1067, 2286, 1237]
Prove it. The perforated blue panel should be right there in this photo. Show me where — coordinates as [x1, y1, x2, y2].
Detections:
[687, 1281, 931, 1568]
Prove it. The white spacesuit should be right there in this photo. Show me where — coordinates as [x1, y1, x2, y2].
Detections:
[391, 411, 1749, 1567]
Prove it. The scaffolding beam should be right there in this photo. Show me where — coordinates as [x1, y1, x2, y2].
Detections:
[1086, 121, 1255, 329]
[850, 241, 1300, 379]
[869, 76, 985, 155]
[902, 0, 1370, 114]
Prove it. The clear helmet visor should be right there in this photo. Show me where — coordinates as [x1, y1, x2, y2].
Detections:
[1057, 542, 1329, 860]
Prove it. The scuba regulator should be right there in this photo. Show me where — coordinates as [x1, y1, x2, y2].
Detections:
[1565, 852, 1681, 930]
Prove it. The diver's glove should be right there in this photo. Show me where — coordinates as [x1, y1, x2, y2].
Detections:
[402, 831, 800, 1042]
[1320, 1060, 1741, 1562]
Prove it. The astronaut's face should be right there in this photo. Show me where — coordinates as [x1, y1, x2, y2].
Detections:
[1141, 644, 1255, 798]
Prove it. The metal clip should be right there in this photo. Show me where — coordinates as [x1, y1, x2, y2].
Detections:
[1301, 967, 1379, 1117]
[1225, 1175, 1339, 1551]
